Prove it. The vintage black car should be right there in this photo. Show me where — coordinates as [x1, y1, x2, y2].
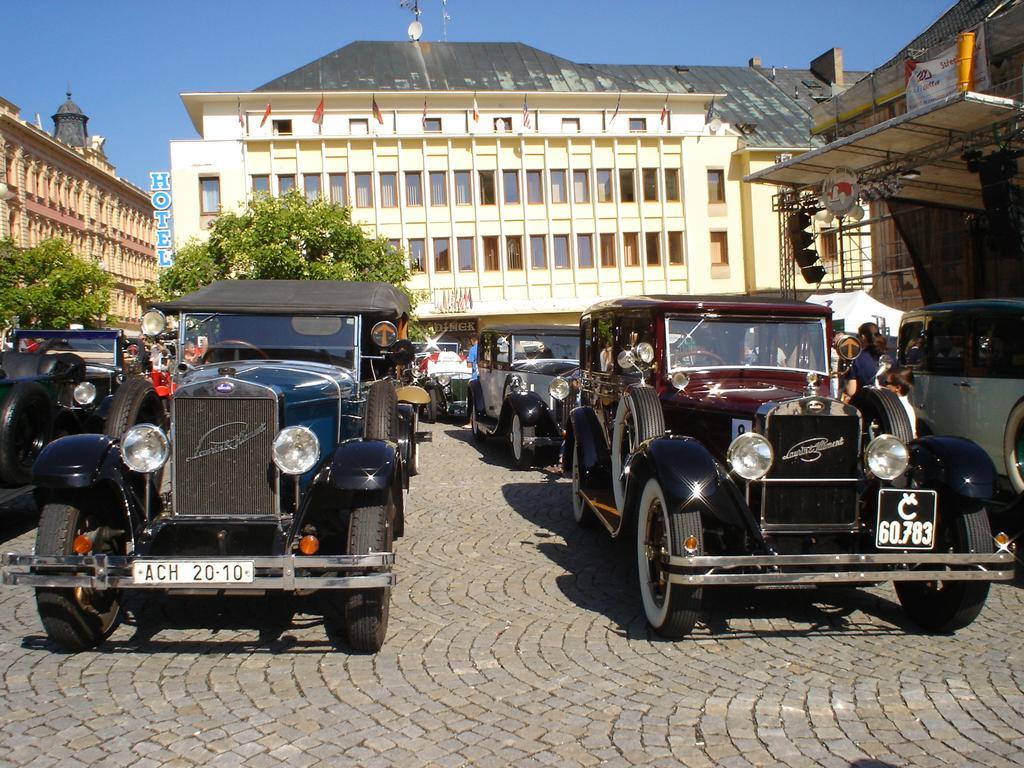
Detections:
[416, 349, 472, 423]
[4, 281, 424, 652]
[565, 296, 1014, 637]
[468, 325, 579, 467]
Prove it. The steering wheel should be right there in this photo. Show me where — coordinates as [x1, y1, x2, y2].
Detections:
[201, 340, 270, 363]
[675, 348, 727, 366]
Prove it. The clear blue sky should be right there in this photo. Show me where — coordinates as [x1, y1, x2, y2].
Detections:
[4, 0, 952, 190]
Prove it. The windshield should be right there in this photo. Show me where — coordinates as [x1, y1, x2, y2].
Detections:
[505, 332, 578, 363]
[666, 316, 827, 374]
[181, 313, 358, 369]
[15, 334, 118, 365]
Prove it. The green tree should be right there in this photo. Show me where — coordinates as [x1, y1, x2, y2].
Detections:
[0, 238, 112, 329]
[146, 191, 413, 305]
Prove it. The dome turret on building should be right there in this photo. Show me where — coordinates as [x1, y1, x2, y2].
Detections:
[52, 91, 89, 148]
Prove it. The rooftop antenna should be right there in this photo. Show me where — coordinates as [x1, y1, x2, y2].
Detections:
[401, 0, 423, 41]
[442, 0, 451, 41]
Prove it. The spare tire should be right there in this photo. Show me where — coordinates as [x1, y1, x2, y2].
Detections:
[364, 380, 398, 441]
[851, 387, 914, 444]
[0, 382, 53, 485]
[105, 377, 165, 440]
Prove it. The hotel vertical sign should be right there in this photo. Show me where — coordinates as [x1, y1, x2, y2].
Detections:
[149, 172, 174, 267]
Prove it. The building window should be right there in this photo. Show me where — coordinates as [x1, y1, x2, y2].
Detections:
[423, 117, 442, 132]
[665, 168, 680, 201]
[479, 171, 496, 205]
[482, 236, 500, 271]
[577, 234, 594, 268]
[503, 170, 520, 204]
[530, 235, 547, 269]
[600, 233, 616, 267]
[200, 177, 220, 214]
[434, 238, 451, 272]
[272, 119, 292, 136]
[430, 171, 448, 206]
[506, 236, 523, 270]
[408, 238, 425, 272]
[329, 173, 347, 205]
[251, 175, 270, 194]
[455, 171, 472, 205]
[561, 118, 580, 133]
[573, 170, 590, 204]
[457, 237, 475, 271]
[642, 168, 658, 202]
[619, 169, 635, 203]
[304, 174, 321, 201]
[623, 232, 639, 266]
[350, 118, 368, 135]
[388, 239, 401, 253]
[277, 174, 296, 195]
[354, 173, 372, 207]
[710, 231, 729, 265]
[668, 231, 684, 264]
[707, 169, 726, 203]
[646, 232, 660, 266]
[379, 173, 398, 208]
[629, 117, 646, 133]
[406, 172, 423, 206]
[550, 170, 567, 204]
[596, 169, 613, 202]
[553, 235, 570, 269]
[494, 117, 512, 132]
[526, 170, 543, 204]
[819, 231, 837, 262]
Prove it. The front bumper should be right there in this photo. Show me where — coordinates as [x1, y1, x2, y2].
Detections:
[2, 552, 394, 591]
[663, 551, 1015, 586]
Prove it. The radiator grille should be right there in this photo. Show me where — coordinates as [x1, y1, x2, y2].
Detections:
[762, 413, 860, 528]
[172, 397, 278, 516]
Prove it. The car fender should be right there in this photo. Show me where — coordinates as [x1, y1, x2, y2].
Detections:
[503, 391, 549, 429]
[565, 407, 611, 490]
[909, 435, 996, 500]
[623, 436, 762, 543]
[467, 378, 485, 414]
[323, 438, 401, 492]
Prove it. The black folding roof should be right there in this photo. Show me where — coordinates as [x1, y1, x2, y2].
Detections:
[154, 280, 410, 317]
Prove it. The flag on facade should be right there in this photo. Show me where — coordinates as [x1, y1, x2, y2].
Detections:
[521, 95, 530, 128]
[260, 101, 272, 128]
[610, 91, 621, 123]
[704, 96, 715, 125]
[372, 95, 383, 125]
[313, 94, 325, 125]
[472, 93, 480, 122]
[237, 98, 244, 128]
[422, 98, 428, 129]
[660, 95, 670, 125]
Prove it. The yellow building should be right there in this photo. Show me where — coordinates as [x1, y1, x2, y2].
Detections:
[170, 42, 819, 335]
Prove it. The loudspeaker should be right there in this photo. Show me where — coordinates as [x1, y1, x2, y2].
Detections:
[978, 151, 1023, 259]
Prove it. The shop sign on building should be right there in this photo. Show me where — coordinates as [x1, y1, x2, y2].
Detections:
[427, 319, 478, 334]
[149, 172, 174, 267]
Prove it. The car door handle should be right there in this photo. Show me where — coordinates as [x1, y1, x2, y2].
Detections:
[953, 381, 972, 388]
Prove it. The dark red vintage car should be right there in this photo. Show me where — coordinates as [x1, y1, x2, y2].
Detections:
[565, 296, 1014, 638]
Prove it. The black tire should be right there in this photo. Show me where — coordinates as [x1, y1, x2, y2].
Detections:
[509, 412, 535, 469]
[611, 387, 666, 513]
[469, 392, 486, 442]
[104, 377, 165, 440]
[407, 409, 420, 476]
[0, 381, 53, 486]
[364, 380, 398, 441]
[34, 498, 123, 650]
[344, 493, 394, 652]
[571, 439, 594, 528]
[851, 387, 914, 443]
[636, 478, 702, 638]
[1003, 399, 1024, 495]
[425, 388, 439, 424]
[894, 500, 993, 633]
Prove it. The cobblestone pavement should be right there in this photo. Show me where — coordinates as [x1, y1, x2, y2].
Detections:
[0, 423, 1022, 768]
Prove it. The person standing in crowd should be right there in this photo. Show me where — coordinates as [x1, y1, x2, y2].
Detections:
[466, 335, 479, 379]
[844, 322, 887, 401]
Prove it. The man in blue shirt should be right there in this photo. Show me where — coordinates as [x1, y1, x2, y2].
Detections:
[466, 335, 479, 379]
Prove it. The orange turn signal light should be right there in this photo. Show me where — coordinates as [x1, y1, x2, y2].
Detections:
[298, 535, 320, 555]
[683, 535, 699, 554]
[994, 532, 1010, 548]
[72, 534, 93, 555]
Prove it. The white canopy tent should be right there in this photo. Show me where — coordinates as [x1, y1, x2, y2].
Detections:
[807, 291, 904, 336]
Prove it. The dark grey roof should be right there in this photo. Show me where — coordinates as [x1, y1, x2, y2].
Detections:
[753, 67, 869, 113]
[257, 42, 816, 148]
[154, 280, 411, 317]
[882, 0, 1010, 67]
[52, 92, 88, 148]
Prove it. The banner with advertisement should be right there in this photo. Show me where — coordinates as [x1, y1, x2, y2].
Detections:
[149, 172, 174, 267]
[904, 25, 990, 112]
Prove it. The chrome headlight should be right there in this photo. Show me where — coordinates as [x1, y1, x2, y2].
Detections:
[73, 381, 97, 405]
[549, 376, 570, 401]
[272, 426, 320, 475]
[635, 342, 655, 364]
[121, 423, 169, 473]
[727, 432, 773, 480]
[865, 434, 909, 480]
[436, 374, 451, 386]
[671, 371, 690, 391]
[140, 308, 166, 337]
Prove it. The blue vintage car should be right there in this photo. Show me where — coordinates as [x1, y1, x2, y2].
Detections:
[3, 280, 425, 653]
